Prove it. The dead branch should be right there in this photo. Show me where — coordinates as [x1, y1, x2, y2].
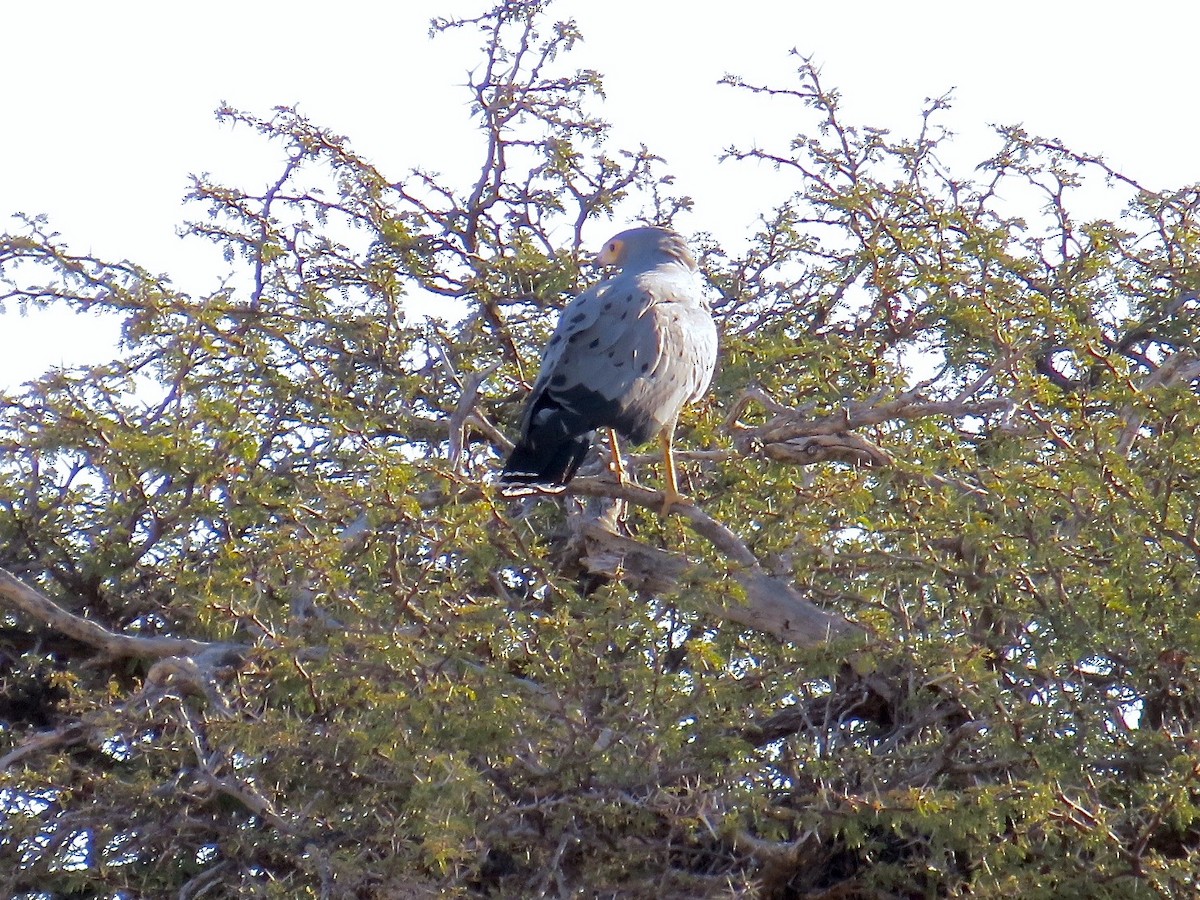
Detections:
[448, 362, 503, 472]
[0, 722, 88, 771]
[763, 432, 988, 497]
[762, 432, 891, 468]
[0, 638, 245, 773]
[565, 479, 865, 646]
[0, 566, 249, 773]
[732, 392, 1015, 447]
[1117, 352, 1200, 457]
[0, 566, 217, 660]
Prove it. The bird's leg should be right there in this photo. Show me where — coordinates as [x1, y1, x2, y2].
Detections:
[658, 420, 686, 515]
[607, 428, 627, 483]
[605, 428, 632, 530]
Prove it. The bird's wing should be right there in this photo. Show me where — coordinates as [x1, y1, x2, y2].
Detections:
[520, 271, 658, 429]
[533, 275, 651, 378]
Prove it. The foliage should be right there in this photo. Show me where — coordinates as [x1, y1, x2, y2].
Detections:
[3, 2, 1200, 897]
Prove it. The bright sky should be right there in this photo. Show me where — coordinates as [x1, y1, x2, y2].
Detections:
[2, 1, 1196, 388]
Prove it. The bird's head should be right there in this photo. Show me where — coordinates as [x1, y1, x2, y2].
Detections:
[595, 226, 697, 272]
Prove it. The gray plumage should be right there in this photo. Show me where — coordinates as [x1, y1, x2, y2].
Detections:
[501, 226, 718, 490]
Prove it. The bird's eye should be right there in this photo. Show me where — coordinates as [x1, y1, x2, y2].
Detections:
[609, 243, 618, 253]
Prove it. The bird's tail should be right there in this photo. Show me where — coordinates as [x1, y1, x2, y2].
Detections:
[499, 431, 594, 491]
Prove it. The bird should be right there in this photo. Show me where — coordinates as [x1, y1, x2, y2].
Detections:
[500, 226, 718, 511]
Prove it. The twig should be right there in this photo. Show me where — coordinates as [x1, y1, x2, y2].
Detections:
[448, 362, 502, 471]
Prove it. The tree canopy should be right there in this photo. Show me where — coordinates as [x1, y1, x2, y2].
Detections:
[3, 3, 1200, 897]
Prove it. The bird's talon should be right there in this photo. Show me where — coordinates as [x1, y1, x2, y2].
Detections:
[659, 490, 689, 516]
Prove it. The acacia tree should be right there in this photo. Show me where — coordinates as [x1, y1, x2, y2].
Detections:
[3, 3, 1200, 897]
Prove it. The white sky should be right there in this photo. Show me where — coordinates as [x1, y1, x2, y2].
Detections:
[2, 0, 1196, 388]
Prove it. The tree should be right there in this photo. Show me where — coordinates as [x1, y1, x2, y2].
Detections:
[3, 2, 1200, 896]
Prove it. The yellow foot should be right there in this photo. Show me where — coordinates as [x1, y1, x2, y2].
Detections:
[657, 423, 687, 515]
[607, 428, 627, 485]
[659, 486, 689, 516]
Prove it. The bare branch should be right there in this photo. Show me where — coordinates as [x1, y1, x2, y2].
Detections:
[1116, 351, 1200, 457]
[0, 567, 217, 660]
[563, 480, 865, 646]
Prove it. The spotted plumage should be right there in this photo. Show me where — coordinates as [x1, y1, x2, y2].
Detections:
[500, 226, 718, 504]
